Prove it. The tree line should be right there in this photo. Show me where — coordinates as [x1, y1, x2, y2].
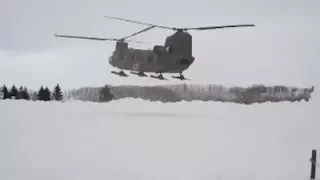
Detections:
[1, 84, 63, 101]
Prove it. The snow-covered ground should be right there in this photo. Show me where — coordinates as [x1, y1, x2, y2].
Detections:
[1, 91, 319, 180]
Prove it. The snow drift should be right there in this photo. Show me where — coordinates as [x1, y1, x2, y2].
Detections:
[64, 84, 315, 104]
[0, 91, 319, 180]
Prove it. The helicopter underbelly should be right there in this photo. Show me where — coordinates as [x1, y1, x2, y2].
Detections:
[116, 63, 191, 74]
[111, 55, 194, 74]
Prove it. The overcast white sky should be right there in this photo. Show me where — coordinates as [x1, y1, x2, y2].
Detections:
[1, 0, 319, 90]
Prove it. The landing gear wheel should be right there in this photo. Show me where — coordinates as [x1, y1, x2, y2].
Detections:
[150, 73, 167, 80]
[130, 71, 147, 77]
[111, 70, 128, 77]
[172, 72, 190, 80]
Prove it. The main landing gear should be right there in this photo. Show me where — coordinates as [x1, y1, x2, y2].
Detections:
[111, 70, 190, 81]
[111, 70, 128, 77]
[130, 71, 147, 77]
[150, 73, 167, 80]
[172, 72, 190, 80]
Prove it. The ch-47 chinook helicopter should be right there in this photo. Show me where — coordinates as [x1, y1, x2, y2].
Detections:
[54, 16, 255, 80]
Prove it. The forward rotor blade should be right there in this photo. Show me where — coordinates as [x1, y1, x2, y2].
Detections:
[125, 39, 150, 44]
[186, 24, 255, 30]
[104, 15, 175, 30]
[122, 25, 156, 40]
[54, 34, 118, 41]
[54, 34, 149, 44]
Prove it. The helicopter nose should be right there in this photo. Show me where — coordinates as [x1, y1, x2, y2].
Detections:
[189, 57, 195, 65]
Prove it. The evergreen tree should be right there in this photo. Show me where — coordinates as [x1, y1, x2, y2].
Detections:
[1, 85, 10, 99]
[43, 87, 51, 101]
[98, 85, 114, 102]
[53, 84, 63, 101]
[0, 85, 3, 99]
[17, 86, 24, 99]
[22, 87, 30, 100]
[38, 86, 45, 101]
[10, 85, 18, 99]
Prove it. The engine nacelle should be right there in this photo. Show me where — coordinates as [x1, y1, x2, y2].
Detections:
[153, 45, 173, 54]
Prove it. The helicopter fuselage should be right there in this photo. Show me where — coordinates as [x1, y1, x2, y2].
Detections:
[108, 31, 195, 74]
[108, 47, 195, 73]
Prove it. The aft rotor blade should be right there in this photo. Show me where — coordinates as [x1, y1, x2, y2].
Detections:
[54, 34, 118, 41]
[104, 15, 255, 32]
[122, 25, 156, 40]
[186, 24, 255, 30]
[104, 15, 175, 30]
